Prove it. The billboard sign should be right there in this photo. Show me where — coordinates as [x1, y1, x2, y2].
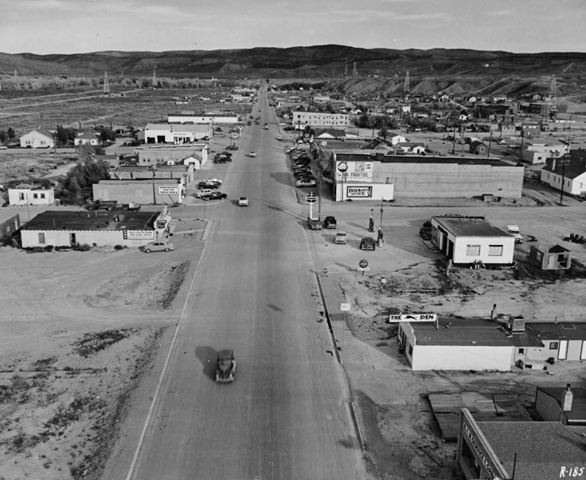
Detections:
[388, 314, 437, 323]
[336, 161, 373, 181]
[347, 186, 372, 198]
[158, 186, 179, 195]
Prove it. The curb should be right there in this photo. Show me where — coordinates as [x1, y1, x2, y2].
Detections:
[314, 272, 365, 452]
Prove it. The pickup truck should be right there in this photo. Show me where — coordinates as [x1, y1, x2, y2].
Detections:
[84, 200, 118, 211]
[120, 203, 141, 212]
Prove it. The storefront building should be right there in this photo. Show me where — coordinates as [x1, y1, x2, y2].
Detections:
[93, 178, 185, 205]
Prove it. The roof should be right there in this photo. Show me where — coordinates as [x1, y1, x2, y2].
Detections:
[408, 317, 542, 347]
[470, 140, 486, 148]
[537, 387, 586, 422]
[432, 216, 510, 237]
[315, 128, 346, 138]
[526, 322, 586, 341]
[76, 131, 98, 139]
[23, 129, 54, 139]
[542, 157, 586, 179]
[478, 421, 586, 480]
[333, 151, 517, 167]
[98, 178, 181, 185]
[21, 210, 158, 232]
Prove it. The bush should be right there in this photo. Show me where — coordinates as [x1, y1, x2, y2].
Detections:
[75, 243, 91, 252]
[114, 245, 124, 250]
[44, 245, 54, 252]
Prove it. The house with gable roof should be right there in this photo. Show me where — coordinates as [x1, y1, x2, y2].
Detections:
[20, 129, 55, 149]
[540, 150, 586, 197]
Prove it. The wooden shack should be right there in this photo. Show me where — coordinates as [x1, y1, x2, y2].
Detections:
[528, 244, 571, 270]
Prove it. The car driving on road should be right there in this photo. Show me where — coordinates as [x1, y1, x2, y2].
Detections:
[360, 237, 376, 251]
[201, 191, 228, 201]
[238, 197, 249, 206]
[215, 349, 236, 383]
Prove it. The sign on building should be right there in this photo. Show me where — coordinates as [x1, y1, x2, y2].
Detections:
[336, 162, 373, 181]
[347, 186, 373, 198]
[123, 230, 155, 240]
[388, 314, 437, 323]
[158, 186, 179, 195]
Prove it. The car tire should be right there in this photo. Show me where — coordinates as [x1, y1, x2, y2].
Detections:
[145, 249, 151, 253]
[164, 248, 170, 252]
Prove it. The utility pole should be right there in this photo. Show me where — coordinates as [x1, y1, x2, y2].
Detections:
[487, 131, 492, 158]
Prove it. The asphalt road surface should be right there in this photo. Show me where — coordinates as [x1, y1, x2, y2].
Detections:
[129, 85, 367, 480]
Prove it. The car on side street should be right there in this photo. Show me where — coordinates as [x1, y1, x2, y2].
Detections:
[201, 191, 228, 201]
[296, 179, 317, 187]
[140, 240, 175, 253]
[238, 197, 249, 206]
[323, 216, 337, 229]
[306, 217, 322, 230]
[360, 237, 376, 251]
[249, 152, 257, 157]
[334, 231, 347, 244]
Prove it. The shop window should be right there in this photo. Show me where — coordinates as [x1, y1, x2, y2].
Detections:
[488, 245, 503, 256]
[33, 193, 38, 199]
[550, 342, 559, 350]
[466, 245, 481, 256]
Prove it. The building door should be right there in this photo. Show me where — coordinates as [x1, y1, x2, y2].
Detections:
[70, 233, 77, 246]
[581, 341, 586, 361]
[558, 340, 568, 360]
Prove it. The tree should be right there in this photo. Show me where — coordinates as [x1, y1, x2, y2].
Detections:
[7, 128, 15, 140]
[0, 131, 6, 143]
[59, 148, 110, 205]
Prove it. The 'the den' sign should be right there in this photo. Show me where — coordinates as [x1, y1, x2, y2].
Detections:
[388, 314, 437, 323]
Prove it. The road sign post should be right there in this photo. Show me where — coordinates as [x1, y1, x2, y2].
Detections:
[337, 162, 348, 202]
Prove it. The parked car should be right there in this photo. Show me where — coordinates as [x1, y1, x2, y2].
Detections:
[198, 181, 220, 189]
[334, 231, 347, 244]
[306, 217, 322, 230]
[195, 189, 213, 198]
[202, 192, 227, 201]
[238, 197, 249, 206]
[215, 349, 236, 383]
[140, 240, 175, 253]
[296, 179, 317, 187]
[323, 216, 337, 229]
[507, 225, 523, 243]
[226, 144, 238, 150]
[360, 237, 376, 251]
[249, 152, 257, 157]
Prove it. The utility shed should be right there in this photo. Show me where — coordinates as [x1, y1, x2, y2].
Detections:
[535, 386, 586, 426]
[458, 409, 586, 480]
[528, 244, 571, 270]
[20, 210, 167, 248]
[430, 215, 515, 266]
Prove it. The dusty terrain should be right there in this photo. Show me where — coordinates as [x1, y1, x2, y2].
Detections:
[0, 219, 205, 480]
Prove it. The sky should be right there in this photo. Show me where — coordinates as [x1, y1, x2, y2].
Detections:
[0, 0, 584, 55]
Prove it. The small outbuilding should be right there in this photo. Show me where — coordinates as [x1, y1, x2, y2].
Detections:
[0, 212, 21, 241]
[535, 385, 586, 426]
[469, 140, 487, 155]
[430, 215, 515, 266]
[528, 244, 571, 270]
[8, 186, 55, 206]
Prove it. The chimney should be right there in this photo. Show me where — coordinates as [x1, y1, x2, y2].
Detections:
[562, 384, 573, 412]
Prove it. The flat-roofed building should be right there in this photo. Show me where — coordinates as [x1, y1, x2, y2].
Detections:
[93, 178, 185, 205]
[430, 215, 515, 266]
[292, 111, 349, 129]
[20, 209, 170, 248]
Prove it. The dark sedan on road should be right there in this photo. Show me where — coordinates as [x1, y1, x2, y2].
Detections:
[360, 237, 376, 251]
[201, 191, 228, 201]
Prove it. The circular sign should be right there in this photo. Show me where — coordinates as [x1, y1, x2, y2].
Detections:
[359, 259, 369, 269]
[337, 161, 348, 173]
[306, 195, 317, 203]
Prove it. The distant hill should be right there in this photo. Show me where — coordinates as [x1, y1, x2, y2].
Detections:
[1, 45, 586, 96]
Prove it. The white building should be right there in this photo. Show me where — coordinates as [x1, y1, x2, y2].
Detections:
[8, 187, 55, 206]
[430, 215, 515, 266]
[74, 132, 100, 146]
[292, 111, 349, 129]
[21, 209, 171, 248]
[522, 142, 569, 165]
[144, 124, 212, 144]
[540, 152, 586, 197]
[19, 129, 54, 149]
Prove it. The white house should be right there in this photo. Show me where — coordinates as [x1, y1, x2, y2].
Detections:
[8, 187, 55, 206]
[540, 153, 586, 197]
[74, 132, 100, 146]
[19, 129, 54, 149]
[430, 215, 515, 266]
[395, 142, 425, 154]
[522, 142, 568, 165]
[389, 134, 407, 146]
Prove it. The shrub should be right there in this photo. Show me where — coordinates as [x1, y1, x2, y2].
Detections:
[75, 243, 91, 252]
[44, 245, 54, 252]
[114, 245, 124, 250]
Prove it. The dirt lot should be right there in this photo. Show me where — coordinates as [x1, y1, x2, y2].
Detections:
[0, 219, 205, 480]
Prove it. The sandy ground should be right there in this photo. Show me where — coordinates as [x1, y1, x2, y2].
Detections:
[0, 218, 205, 480]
